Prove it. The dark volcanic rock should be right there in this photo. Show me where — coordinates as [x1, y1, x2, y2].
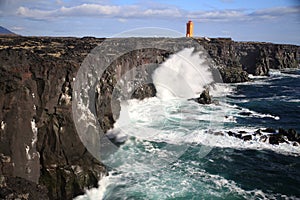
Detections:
[0, 36, 106, 200]
[189, 88, 214, 105]
[280, 128, 300, 143]
[199, 89, 212, 104]
[262, 128, 276, 133]
[196, 37, 299, 79]
[269, 134, 287, 145]
[225, 128, 299, 145]
[0, 176, 49, 200]
[131, 83, 157, 100]
[227, 131, 242, 139]
[191, 89, 212, 104]
[219, 67, 249, 83]
[239, 111, 252, 116]
[241, 135, 252, 141]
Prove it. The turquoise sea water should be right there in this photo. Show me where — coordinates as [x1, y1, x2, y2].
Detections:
[76, 69, 300, 200]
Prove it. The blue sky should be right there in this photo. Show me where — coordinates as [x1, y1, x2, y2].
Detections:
[0, 0, 299, 44]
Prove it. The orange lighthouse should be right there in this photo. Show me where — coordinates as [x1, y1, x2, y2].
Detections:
[186, 20, 193, 37]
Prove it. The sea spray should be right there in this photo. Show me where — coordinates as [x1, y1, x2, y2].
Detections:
[152, 47, 214, 99]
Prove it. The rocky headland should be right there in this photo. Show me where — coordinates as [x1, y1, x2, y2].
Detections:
[0, 36, 299, 199]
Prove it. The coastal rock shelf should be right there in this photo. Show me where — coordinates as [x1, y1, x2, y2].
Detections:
[222, 128, 300, 146]
[0, 36, 299, 199]
[197, 37, 300, 78]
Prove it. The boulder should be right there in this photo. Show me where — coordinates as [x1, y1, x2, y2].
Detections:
[239, 111, 252, 116]
[225, 128, 299, 145]
[261, 128, 276, 133]
[227, 131, 242, 139]
[269, 134, 287, 145]
[241, 135, 252, 141]
[189, 89, 212, 104]
[286, 129, 300, 142]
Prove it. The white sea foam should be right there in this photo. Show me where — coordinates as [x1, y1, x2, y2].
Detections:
[287, 99, 300, 103]
[235, 79, 272, 86]
[269, 69, 300, 78]
[152, 47, 214, 99]
[248, 74, 268, 79]
[250, 112, 280, 120]
[268, 69, 282, 77]
[220, 101, 280, 120]
[74, 174, 110, 200]
[209, 83, 233, 97]
[1, 121, 6, 130]
[108, 97, 297, 159]
[187, 129, 300, 156]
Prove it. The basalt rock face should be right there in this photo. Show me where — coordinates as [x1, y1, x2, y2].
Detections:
[197, 38, 300, 80]
[0, 176, 49, 200]
[0, 36, 107, 199]
[0, 36, 299, 199]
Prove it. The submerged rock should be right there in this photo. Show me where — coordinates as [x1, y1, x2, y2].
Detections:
[239, 111, 252, 116]
[269, 134, 287, 145]
[224, 128, 299, 145]
[261, 128, 276, 134]
[241, 135, 252, 141]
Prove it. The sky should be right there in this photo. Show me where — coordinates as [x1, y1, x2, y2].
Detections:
[0, 0, 299, 44]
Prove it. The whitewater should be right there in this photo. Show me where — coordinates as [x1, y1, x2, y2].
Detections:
[75, 48, 300, 200]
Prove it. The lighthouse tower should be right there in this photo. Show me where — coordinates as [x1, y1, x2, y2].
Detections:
[186, 20, 193, 37]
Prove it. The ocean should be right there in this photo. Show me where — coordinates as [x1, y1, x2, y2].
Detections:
[75, 48, 300, 200]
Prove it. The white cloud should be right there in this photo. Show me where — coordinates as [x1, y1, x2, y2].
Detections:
[189, 10, 246, 22]
[59, 4, 122, 16]
[15, 3, 300, 22]
[17, 6, 54, 19]
[16, 4, 123, 20]
[16, 3, 183, 20]
[251, 6, 300, 18]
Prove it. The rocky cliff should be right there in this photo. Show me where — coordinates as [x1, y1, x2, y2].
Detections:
[0, 36, 106, 200]
[0, 36, 299, 199]
[197, 37, 299, 82]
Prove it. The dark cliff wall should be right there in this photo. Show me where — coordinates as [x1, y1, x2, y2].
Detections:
[0, 36, 299, 199]
[197, 38, 299, 79]
[0, 36, 106, 199]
